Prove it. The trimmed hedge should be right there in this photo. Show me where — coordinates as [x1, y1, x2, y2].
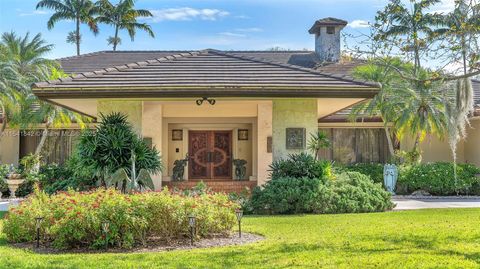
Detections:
[397, 162, 480, 195]
[3, 188, 238, 249]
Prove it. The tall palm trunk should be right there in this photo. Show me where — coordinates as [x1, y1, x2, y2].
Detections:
[76, 16, 81, 56]
[113, 25, 119, 51]
[35, 123, 50, 155]
[0, 102, 7, 141]
[412, 133, 421, 152]
[384, 126, 395, 157]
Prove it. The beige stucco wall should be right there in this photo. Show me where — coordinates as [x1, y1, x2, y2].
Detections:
[400, 135, 465, 163]
[464, 118, 480, 166]
[0, 131, 20, 165]
[272, 99, 318, 161]
[142, 102, 163, 189]
[97, 100, 143, 134]
[257, 102, 273, 185]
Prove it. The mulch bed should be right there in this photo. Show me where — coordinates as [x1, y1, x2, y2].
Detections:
[10, 233, 264, 254]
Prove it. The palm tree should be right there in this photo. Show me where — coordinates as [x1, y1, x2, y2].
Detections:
[433, 0, 480, 75]
[376, 0, 443, 74]
[36, 0, 99, 56]
[350, 58, 409, 157]
[95, 0, 154, 51]
[352, 58, 448, 154]
[0, 31, 91, 155]
[1, 32, 55, 86]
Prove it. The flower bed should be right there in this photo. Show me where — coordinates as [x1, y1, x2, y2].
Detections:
[2, 188, 238, 250]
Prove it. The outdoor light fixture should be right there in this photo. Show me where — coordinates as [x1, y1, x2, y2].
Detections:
[235, 209, 243, 238]
[35, 217, 44, 248]
[195, 97, 216, 106]
[102, 221, 110, 251]
[188, 214, 196, 245]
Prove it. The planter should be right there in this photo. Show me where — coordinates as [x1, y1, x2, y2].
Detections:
[7, 174, 24, 198]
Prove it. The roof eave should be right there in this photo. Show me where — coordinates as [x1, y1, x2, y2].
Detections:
[33, 86, 379, 99]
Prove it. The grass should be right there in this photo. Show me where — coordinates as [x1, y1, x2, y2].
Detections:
[0, 212, 5, 219]
[1, 209, 480, 268]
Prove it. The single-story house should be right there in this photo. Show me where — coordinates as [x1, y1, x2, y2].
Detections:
[0, 17, 478, 192]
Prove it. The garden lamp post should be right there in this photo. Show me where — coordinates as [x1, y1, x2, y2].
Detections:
[188, 214, 196, 246]
[235, 209, 243, 238]
[35, 217, 44, 248]
[102, 222, 110, 251]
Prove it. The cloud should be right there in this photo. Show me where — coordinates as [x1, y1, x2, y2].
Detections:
[19, 10, 50, 16]
[348, 20, 370, 29]
[235, 27, 263, 33]
[219, 32, 246, 38]
[148, 7, 229, 22]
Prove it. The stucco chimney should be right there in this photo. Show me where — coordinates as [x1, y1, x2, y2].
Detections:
[308, 17, 348, 63]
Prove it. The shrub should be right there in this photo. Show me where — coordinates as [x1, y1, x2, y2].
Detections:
[317, 172, 394, 214]
[249, 172, 394, 215]
[0, 164, 9, 197]
[397, 162, 480, 195]
[249, 177, 326, 214]
[3, 188, 237, 249]
[269, 152, 332, 180]
[334, 163, 385, 184]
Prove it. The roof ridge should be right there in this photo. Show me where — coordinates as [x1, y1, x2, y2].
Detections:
[207, 50, 379, 88]
[35, 50, 202, 87]
[56, 51, 108, 61]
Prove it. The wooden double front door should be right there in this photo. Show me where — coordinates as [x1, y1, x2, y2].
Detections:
[188, 131, 232, 180]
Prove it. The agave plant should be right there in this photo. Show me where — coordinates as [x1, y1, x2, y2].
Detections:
[106, 150, 155, 193]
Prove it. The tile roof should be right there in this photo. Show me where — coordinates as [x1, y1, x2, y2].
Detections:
[33, 49, 378, 99]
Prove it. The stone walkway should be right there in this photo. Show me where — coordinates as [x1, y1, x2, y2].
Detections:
[393, 197, 480, 210]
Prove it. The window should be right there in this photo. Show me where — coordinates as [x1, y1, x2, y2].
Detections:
[318, 128, 393, 164]
[327, 26, 335, 34]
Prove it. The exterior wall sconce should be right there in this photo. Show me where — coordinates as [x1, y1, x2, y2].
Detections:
[196, 97, 216, 106]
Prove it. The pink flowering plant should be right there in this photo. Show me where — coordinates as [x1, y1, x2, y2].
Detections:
[2, 188, 238, 250]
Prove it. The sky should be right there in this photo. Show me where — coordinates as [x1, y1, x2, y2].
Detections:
[0, 0, 456, 59]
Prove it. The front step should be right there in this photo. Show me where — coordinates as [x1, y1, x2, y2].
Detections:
[163, 180, 257, 193]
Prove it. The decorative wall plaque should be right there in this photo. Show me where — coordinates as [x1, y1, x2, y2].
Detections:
[286, 128, 306, 149]
[267, 136, 273, 153]
[238, 129, 249, 140]
[172, 129, 183, 141]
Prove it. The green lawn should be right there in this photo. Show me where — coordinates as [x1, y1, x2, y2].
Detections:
[0, 212, 5, 219]
[1, 209, 480, 268]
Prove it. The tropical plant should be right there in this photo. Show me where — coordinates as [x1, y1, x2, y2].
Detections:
[0, 32, 55, 86]
[75, 112, 162, 186]
[307, 130, 331, 160]
[94, 0, 154, 51]
[375, 0, 443, 74]
[269, 152, 331, 181]
[350, 58, 408, 156]
[106, 150, 155, 193]
[36, 0, 99, 55]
